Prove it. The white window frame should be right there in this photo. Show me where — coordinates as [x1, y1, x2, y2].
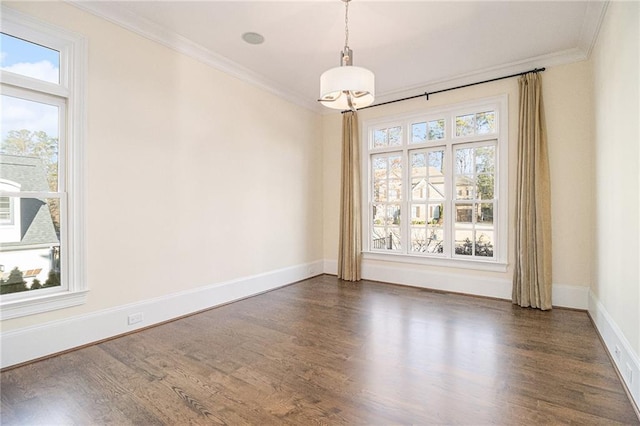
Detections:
[0, 7, 87, 319]
[362, 95, 508, 272]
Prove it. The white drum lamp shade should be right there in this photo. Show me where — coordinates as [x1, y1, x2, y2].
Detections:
[319, 0, 375, 111]
[320, 65, 375, 110]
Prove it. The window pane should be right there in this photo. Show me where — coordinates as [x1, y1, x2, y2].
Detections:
[456, 175, 474, 200]
[1, 95, 60, 192]
[428, 119, 445, 140]
[411, 152, 427, 176]
[411, 178, 426, 201]
[388, 179, 402, 201]
[426, 227, 444, 253]
[456, 114, 475, 137]
[0, 196, 61, 295]
[454, 229, 473, 256]
[410, 228, 426, 252]
[475, 145, 495, 173]
[455, 148, 474, 174]
[428, 150, 444, 173]
[389, 155, 402, 179]
[428, 182, 445, 200]
[411, 122, 427, 144]
[476, 174, 494, 200]
[372, 205, 385, 225]
[373, 129, 387, 148]
[388, 126, 402, 146]
[387, 205, 401, 225]
[0, 33, 60, 84]
[372, 156, 388, 178]
[477, 203, 494, 224]
[389, 228, 401, 250]
[475, 230, 494, 257]
[411, 203, 426, 224]
[455, 204, 473, 223]
[476, 111, 496, 134]
[372, 227, 390, 249]
[373, 181, 387, 202]
[428, 203, 444, 225]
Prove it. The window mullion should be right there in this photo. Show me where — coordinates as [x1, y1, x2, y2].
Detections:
[402, 132, 409, 254]
[0, 72, 69, 98]
[444, 143, 453, 257]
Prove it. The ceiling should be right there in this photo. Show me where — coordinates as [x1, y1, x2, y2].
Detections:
[73, 1, 607, 113]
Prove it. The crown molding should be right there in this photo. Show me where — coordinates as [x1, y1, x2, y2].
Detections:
[372, 46, 589, 107]
[67, 1, 322, 113]
[578, 1, 609, 58]
[67, 0, 608, 116]
[359, 1, 609, 106]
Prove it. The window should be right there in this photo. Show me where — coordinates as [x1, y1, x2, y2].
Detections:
[0, 196, 13, 224]
[0, 7, 86, 319]
[363, 96, 507, 271]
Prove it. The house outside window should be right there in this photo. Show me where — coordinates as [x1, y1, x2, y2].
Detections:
[363, 96, 508, 271]
[0, 7, 87, 319]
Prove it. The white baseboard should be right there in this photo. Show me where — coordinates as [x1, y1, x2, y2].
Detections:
[0, 260, 324, 369]
[361, 260, 513, 299]
[553, 282, 590, 309]
[324, 259, 589, 309]
[1, 258, 593, 370]
[589, 291, 640, 410]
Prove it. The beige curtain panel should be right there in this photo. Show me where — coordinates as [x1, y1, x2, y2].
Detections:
[513, 72, 553, 310]
[337, 111, 362, 282]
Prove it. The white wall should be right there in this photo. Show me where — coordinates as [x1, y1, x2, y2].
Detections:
[1, 2, 323, 338]
[589, 0, 640, 406]
[323, 60, 594, 309]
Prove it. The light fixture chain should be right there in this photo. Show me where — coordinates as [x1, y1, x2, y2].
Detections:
[344, 0, 349, 49]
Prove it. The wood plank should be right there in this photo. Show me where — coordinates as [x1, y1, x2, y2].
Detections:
[1, 275, 638, 424]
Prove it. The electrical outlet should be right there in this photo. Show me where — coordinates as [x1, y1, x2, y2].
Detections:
[127, 312, 144, 325]
[614, 345, 622, 361]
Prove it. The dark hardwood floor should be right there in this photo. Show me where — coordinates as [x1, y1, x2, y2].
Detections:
[1, 275, 638, 425]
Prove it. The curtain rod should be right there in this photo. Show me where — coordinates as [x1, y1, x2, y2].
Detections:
[346, 67, 546, 113]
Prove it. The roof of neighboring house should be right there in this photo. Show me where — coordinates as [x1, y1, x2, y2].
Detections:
[0, 154, 59, 248]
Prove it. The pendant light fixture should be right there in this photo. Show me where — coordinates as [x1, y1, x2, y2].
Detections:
[319, 0, 374, 111]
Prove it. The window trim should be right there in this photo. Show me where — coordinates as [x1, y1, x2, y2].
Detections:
[361, 95, 508, 272]
[1, 6, 87, 320]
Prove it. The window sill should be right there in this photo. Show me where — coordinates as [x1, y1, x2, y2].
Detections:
[362, 251, 508, 272]
[1, 290, 88, 320]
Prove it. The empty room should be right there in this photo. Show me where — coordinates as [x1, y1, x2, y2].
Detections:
[0, 0, 638, 424]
